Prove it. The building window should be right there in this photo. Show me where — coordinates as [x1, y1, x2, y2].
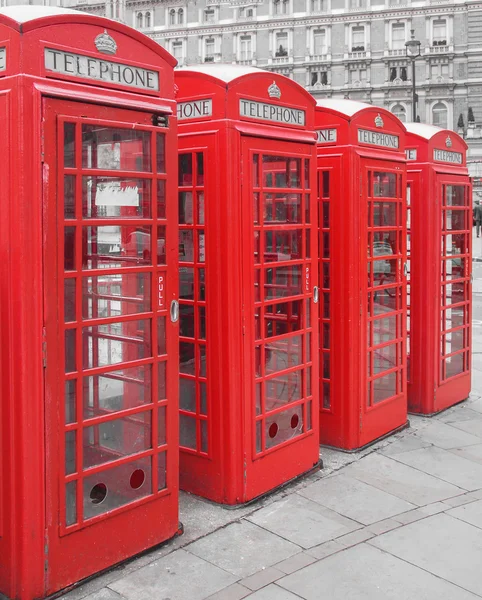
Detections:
[169, 7, 183, 26]
[430, 62, 449, 79]
[433, 19, 447, 45]
[204, 38, 215, 62]
[311, 0, 324, 11]
[350, 0, 365, 8]
[136, 12, 143, 28]
[240, 35, 252, 60]
[172, 41, 183, 61]
[313, 29, 326, 56]
[351, 25, 365, 51]
[169, 8, 176, 25]
[273, 0, 289, 15]
[311, 70, 328, 85]
[391, 104, 406, 122]
[275, 32, 288, 56]
[145, 12, 151, 28]
[239, 6, 255, 18]
[432, 102, 448, 128]
[390, 66, 407, 81]
[391, 23, 405, 50]
[349, 67, 367, 84]
[204, 8, 215, 23]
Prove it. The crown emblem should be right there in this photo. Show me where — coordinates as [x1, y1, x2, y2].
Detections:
[446, 135, 453, 148]
[268, 81, 281, 99]
[375, 113, 384, 128]
[95, 30, 117, 56]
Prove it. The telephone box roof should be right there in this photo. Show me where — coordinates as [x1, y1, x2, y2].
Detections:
[0, 5, 81, 23]
[316, 99, 376, 118]
[176, 64, 263, 83]
[405, 122, 449, 140]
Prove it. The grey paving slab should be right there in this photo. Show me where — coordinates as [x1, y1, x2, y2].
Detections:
[447, 499, 482, 529]
[380, 433, 432, 457]
[418, 501, 447, 516]
[108, 549, 237, 600]
[365, 518, 403, 535]
[437, 407, 482, 424]
[244, 585, 301, 600]
[186, 520, 300, 579]
[341, 453, 463, 505]
[274, 552, 316, 575]
[81, 590, 125, 600]
[449, 443, 482, 466]
[304, 539, 345, 560]
[370, 513, 482, 596]
[298, 473, 415, 525]
[442, 494, 479, 508]
[279, 543, 479, 600]
[392, 446, 482, 491]
[240, 567, 284, 591]
[205, 584, 251, 600]
[411, 420, 482, 449]
[246, 493, 361, 549]
[468, 397, 482, 414]
[450, 416, 482, 439]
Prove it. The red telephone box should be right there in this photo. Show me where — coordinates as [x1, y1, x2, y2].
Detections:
[175, 65, 320, 504]
[405, 124, 472, 414]
[315, 100, 408, 450]
[0, 7, 180, 599]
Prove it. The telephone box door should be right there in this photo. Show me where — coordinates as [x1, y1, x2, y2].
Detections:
[437, 178, 472, 410]
[242, 137, 319, 497]
[362, 159, 407, 443]
[42, 98, 178, 592]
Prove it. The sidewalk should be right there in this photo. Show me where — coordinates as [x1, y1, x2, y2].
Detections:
[62, 386, 482, 600]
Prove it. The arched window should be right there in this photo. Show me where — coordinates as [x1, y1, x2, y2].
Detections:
[282, 0, 289, 13]
[178, 8, 184, 24]
[169, 9, 176, 25]
[273, 0, 281, 15]
[391, 104, 406, 122]
[136, 12, 143, 28]
[432, 102, 448, 128]
[145, 12, 151, 28]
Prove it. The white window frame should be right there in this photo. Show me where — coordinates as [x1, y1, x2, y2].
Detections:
[391, 22, 406, 50]
[171, 40, 184, 61]
[313, 28, 327, 56]
[432, 18, 447, 45]
[203, 6, 216, 23]
[274, 31, 289, 57]
[239, 35, 253, 60]
[390, 102, 407, 122]
[351, 24, 366, 51]
[431, 100, 449, 128]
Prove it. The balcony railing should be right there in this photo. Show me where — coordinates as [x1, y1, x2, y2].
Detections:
[273, 56, 290, 64]
[387, 49, 406, 57]
[427, 44, 452, 54]
[347, 50, 367, 60]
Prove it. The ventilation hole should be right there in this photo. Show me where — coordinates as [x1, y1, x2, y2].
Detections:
[290, 414, 300, 429]
[268, 422, 278, 438]
[90, 483, 107, 505]
[130, 468, 146, 490]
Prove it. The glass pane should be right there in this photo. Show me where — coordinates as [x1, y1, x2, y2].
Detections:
[445, 256, 466, 280]
[373, 371, 397, 404]
[197, 152, 204, 186]
[199, 306, 206, 340]
[65, 430, 76, 475]
[323, 382, 330, 409]
[373, 315, 397, 346]
[157, 180, 166, 219]
[198, 230, 205, 262]
[373, 259, 397, 285]
[157, 227, 166, 265]
[64, 278, 76, 322]
[201, 420, 208, 453]
[200, 345, 207, 377]
[83, 456, 152, 520]
[83, 411, 152, 469]
[373, 202, 397, 227]
[373, 172, 397, 197]
[65, 480, 77, 526]
[65, 227, 76, 271]
[179, 154, 193, 186]
[180, 378, 196, 412]
[83, 225, 153, 269]
[265, 405, 303, 449]
[82, 177, 151, 219]
[157, 134, 166, 173]
[443, 306, 466, 331]
[199, 269, 206, 300]
[65, 329, 76, 373]
[158, 451, 167, 490]
[444, 329, 466, 355]
[265, 370, 302, 410]
[198, 191, 205, 225]
[82, 126, 151, 172]
[158, 406, 166, 446]
[443, 282, 466, 305]
[265, 335, 302, 375]
[179, 231, 194, 263]
[264, 193, 302, 224]
[83, 365, 151, 418]
[264, 265, 302, 299]
[180, 342, 195, 375]
[180, 414, 196, 449]
[180, 306, 194, 341]
[254, 192, 260, 224]
[444, 209, 466, 231]
[264, 300, 303, 337]
[83, 320, 151, 369]
[179, 191, 193, 224]
[253, 153, 259, 188]
[200, 382, 207, 415]
[373, 344, 397, 374]
[180, 267, 194, 299]
[83, 273, 150, 319]
[64, 175, 76, 219]
[64, 122, 76, 168]
[262, 156, 301, 188]
[158, 317, 166, 355]
[65, 380, 76, 424]
[445, 353, 465, 378]
[264, 230, 302, 262]
[445, 186, 465, 207]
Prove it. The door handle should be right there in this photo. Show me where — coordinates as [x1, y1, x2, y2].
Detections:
[170, 300, 179, 323]
[403, 262, 408, 277]
[313, 286, 319, 304]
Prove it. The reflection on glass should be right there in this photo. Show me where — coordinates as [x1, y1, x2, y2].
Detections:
[157, 180, 166, 219]
[65, 227, 76, 271]
[373, 371, 397, 403]
[65, 380, 76, 424]
[158, 317, 166, 355]
[443, 282, 466, 306]
[83, 456, 151, 520]
[157, 134, 166, 173]
[201, 420, 208, 453]
[158, 406, 166, 446]
[445, 353, 465, 378]
[158, 451, 167, 490]
[264, 230, 302, 262]
[445, 257, 465, 280]
[197, 152, 204, 186]
[64, 123, 76, 168]
[444, 209, 466, 231]
[83, 411, 151, 469]
[265, 335, 302, 374]
[180, 267, 194, 299]
[64, 278, 76, 322]
[373, 172, 396, 197]
[198, 191, 205, 225]
[82, 126, 151, 171]
[179, 342, 195, 375]
[83, 273, 150, 319]
[179, 153, 192, 186]
[265, 370, 302, 409]
[264, 300, 302, 337]
[83, 320, 151, 369]
[180, 304, 195, 339]
[264, 265, 302, 299]
[158, 361, 166, 400]
[82, 177, 151, 219]
[179, 191, 193, 224]
[180, 378, 196, 412]
[253, 192, 260, 224]
[65, 430, 76, 475]
[179, 230, 194, 263]
[65, 480, 77, 526]
[200, 382, 207, 415]
[65, 329, 76, 373]
[83, 226, 153, 269]
[373, 202, 397, 227]
[180, 414, 196, 449]
[373, 343, 397, 374]
[157, 227, 166, 265]
[253, 154, 259, 187]
[83, 365, 150, 418]
[265, 404, 303, 450]
[445, 329, 466, 355]
[445, 186, 465, 207]
[64, 175, 76, 219]
[264, 193, 302, 223]
[262, 156, 301, 188]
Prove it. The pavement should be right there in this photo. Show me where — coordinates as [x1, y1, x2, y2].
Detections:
[60, 228, 482, 600]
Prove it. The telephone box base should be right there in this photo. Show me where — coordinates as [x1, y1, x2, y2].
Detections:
[320, 421, 410, 454]
[408, 396, 469, 418]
